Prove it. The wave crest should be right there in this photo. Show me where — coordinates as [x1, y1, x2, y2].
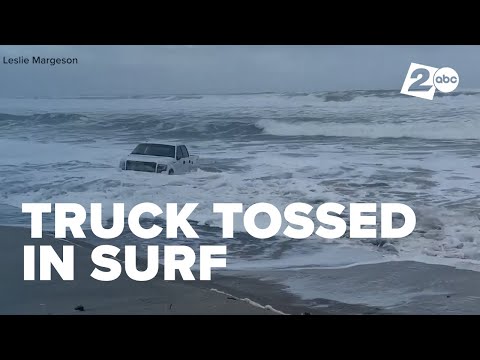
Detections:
[256, 119, 480, 140]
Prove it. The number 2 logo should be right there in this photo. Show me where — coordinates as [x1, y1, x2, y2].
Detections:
[408, 68, 432, 92]
[400, 63, 438, 100]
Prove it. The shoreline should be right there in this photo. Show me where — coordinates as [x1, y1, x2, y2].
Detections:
[4, 220, 480, 314]
[0, 225, 284, 315]
[64, 227, 384, 315]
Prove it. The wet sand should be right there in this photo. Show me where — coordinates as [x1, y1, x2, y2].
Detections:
[229, 261, 480, 314]
[0, 226, 278, 315]
[3, 223, 480, 315]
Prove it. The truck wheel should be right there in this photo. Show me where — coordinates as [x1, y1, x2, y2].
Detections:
[168, 169, 174, 175]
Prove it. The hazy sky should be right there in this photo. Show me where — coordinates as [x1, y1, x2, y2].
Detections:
[0, 45, 479, 96]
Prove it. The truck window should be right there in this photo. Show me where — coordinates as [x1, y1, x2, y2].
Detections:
[181, 145, 189, 157]
[132, 144, 175, 158]
[177, 146, 186, 159]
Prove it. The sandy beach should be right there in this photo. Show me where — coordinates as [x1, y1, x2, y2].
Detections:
[4, 222, 480, 315]
[4, 203, 480, 316]
[0, 225, 280, 315]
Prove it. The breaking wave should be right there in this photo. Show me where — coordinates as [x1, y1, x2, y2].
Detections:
[255, 119, 480, 140]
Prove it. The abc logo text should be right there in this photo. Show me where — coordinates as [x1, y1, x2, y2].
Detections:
[401, 63, 459, 100]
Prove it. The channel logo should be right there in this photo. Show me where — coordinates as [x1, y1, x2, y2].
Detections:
[400, 63, 459, 100]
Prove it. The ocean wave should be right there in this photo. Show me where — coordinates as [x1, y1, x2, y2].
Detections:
[255, 119, 480, 140]
[0, 112, 87, 124]
[280, 89, 480, 102]
[2, 112, 479, 143]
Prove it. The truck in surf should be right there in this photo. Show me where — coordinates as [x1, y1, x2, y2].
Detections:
[119, 143, 198, 175]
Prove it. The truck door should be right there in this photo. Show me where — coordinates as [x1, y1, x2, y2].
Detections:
[175, 145, 187, 174]
[181, 145, 191, 172]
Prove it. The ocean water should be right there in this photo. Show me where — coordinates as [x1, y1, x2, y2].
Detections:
[1, 90, 480, 305]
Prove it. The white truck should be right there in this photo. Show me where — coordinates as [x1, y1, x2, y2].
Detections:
[119, 143, 198, 175]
